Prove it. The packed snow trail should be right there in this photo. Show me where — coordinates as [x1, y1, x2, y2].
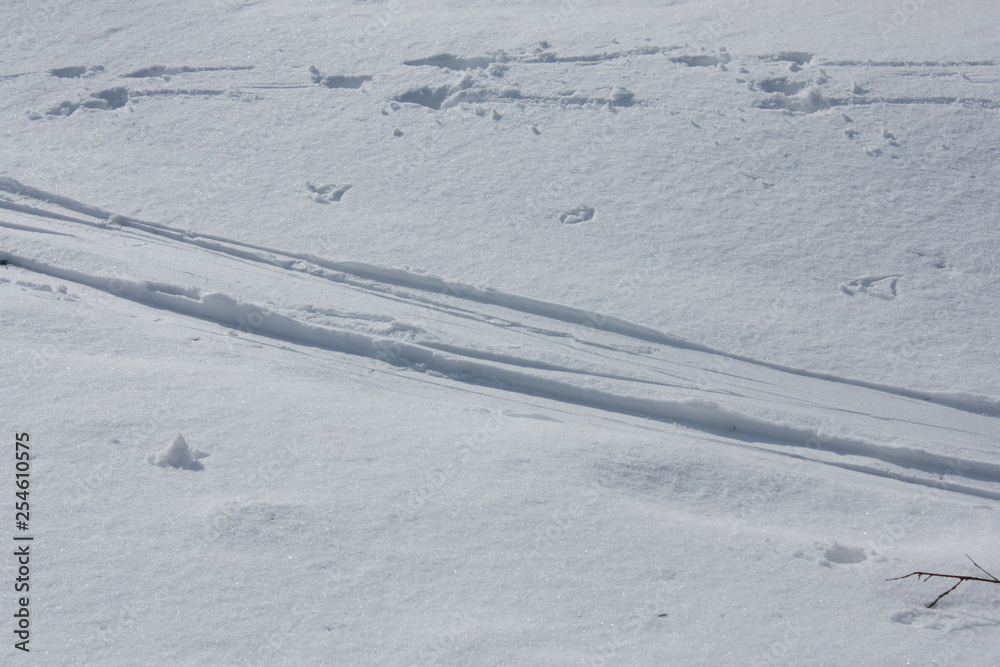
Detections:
[2, 178, 999, 498]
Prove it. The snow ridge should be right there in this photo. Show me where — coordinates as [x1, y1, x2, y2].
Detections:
[6, 244, 1000, 498]
[3, 180, 1000, 501]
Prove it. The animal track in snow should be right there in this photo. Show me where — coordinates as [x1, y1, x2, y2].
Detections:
[391, 44, 725, 112]
[29, 87, 130, 118]
[26, 62, 289, 120]
[889, 608, 981, 632]
[860, 127, 904, 157]
[394, 84, 454, 110]
[559, 206, 594, 224]
[512, 44, 728, 70]
[746, 55, 1000, 113]
[520, 44, 673, 64]
[129, 89, 227, 99]
[392, 71, 522, 110]
[392, 72, 634, 111]
[818, 58, 996, 68]
[821, 542, 867, 566]
[400, 43, 666, 70]
[29, 86, 237, 119]
[307, 181, 352, 203]
[839, 275, 900, 300]
[50, 65, 104, 78]
[85, 87, 130, 109]
[309, 66, 372, 89]
[404, 54, 498, 71]
[753, 88, 831, 114]
[123, 64, 254, 78]
[753, 77, 810, 95]
[670, 53, 731, 68]
[14, 280, 55, 293]
[762, 52, 815, 67]
[910, 249, 949, 270]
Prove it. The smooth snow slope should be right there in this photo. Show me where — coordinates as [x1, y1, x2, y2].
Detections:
[2, 1, 999, 665]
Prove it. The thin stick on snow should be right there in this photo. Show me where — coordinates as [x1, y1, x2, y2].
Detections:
[888, 554, 1000, 608]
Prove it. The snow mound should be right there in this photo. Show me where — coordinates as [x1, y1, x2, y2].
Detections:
[148, 434, 209, 469]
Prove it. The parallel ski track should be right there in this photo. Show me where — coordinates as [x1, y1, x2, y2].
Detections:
[2, 177, 999, 499]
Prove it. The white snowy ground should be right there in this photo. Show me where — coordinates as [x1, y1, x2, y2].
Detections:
[2, 0, 999, 664]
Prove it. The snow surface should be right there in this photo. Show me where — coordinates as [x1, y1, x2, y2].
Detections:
[1, 0, 999, 664]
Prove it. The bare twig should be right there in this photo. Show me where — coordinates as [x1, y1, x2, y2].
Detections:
[967, 555, 998, 582]
[888, 554, 1000, 608]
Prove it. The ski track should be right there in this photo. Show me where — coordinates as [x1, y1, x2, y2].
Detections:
[2, 177, 1000, 498]
[2, 176, 995, 417]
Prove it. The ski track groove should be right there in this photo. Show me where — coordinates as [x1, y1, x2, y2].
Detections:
[2, 178, 999, 497]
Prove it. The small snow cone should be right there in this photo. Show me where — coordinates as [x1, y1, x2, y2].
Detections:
[149, 434, 209, 469]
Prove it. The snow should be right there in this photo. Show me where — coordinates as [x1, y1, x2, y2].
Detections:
[1, 0, 999, 664]
[149, 434, 208, 469]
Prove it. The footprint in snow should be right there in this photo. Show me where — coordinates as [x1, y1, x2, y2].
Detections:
[307, 181, 352, 203]
[50, 65, 104, 78]
[29, 87, 130, 119]
[559, 205, 595, 224]
[308, 66, 373, 89]
[821, 542, 867, 566]
[839, 275, 900, 300]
